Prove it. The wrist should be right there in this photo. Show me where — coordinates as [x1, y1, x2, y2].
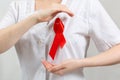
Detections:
[77, 59, 88, 68]
[29, 13, 40, 24]
[31, 11, 48, 23]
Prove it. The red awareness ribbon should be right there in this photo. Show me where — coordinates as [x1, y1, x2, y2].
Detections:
[49, 18, 66, 60]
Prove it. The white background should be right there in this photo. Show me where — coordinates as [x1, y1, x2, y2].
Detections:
[0, 0, 120, 80]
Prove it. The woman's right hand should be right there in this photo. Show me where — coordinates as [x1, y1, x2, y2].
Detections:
[32, 3, 74, 23]
[0, 3, 73, 54]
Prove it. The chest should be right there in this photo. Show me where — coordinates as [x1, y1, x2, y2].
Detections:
[17, 0, 90, 43]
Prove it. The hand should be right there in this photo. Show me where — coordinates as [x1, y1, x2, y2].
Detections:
[32, 3, 74, 23]
[42, 59, 81, 76]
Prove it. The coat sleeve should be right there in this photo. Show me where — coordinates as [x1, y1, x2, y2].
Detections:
[89, 0, 120, 52]
[0, 1, 18, 29]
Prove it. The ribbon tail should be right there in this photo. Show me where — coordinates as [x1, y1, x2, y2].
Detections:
[59, 34, 66, 48]
[49, 35, 59, 60]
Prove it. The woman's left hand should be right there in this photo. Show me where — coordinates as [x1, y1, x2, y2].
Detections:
[42, 59, 81, 75]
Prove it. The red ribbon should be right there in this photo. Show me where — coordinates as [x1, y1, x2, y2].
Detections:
[49, 18, 66, 60]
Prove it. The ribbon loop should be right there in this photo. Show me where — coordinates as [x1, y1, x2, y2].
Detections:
[54, 18, 64, 33]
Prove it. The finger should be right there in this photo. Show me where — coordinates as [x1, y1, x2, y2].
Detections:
[58, 5, 74, 17]
[53, 67, 72, 76]
[51, 4, 74, 17]
[45, 61, 57, 71]
[50, 64, 65, 72]
[42, 60, 49, 68]
[42, 60, 52, 70]
[42, 60, 56, 71]
[45, 60, 56, 66]
[53, 9, 74, 17]
[53, 69, 66, 76]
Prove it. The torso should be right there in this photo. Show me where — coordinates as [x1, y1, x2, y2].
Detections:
[15, 0, 90, 80]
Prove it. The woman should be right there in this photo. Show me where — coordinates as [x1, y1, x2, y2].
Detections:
[0, 0, 120, 80]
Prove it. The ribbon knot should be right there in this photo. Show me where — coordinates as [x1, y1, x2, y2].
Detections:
[49, 18, 66, 60]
